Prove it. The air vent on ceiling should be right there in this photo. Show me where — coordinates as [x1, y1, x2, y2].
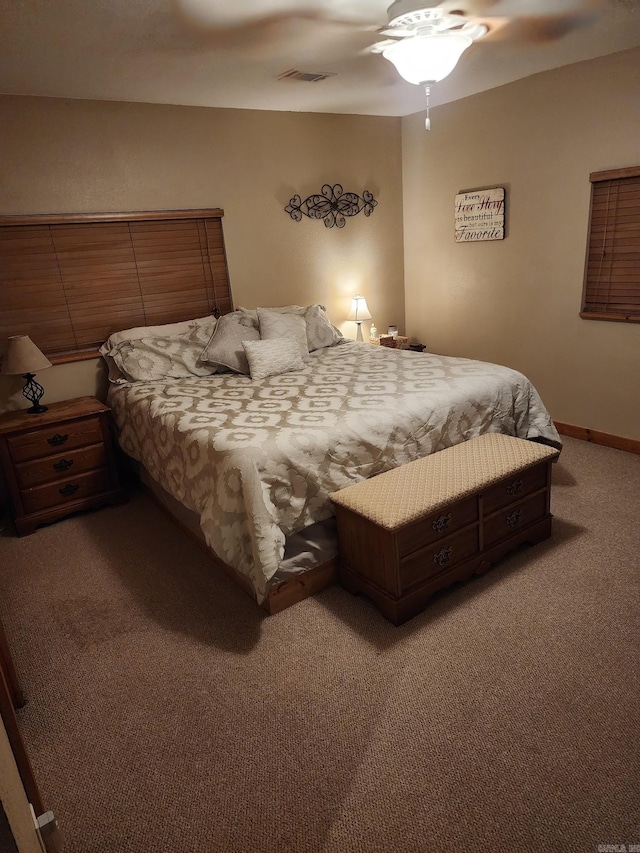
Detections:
[277, 69, 336, 83]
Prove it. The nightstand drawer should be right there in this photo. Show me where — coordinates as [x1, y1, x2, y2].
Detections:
[15, 443, 107, 489]
[20, 468, 113, 514]
[483, 462, 548, 514]
[398, 496, 478, 558]
[8, 416, 104, 463]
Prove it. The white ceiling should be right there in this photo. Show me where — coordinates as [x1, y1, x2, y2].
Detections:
[1, 0, 640, 117]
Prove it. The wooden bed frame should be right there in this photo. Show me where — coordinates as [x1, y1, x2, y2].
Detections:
[137, 472, 338, 615]
[1, 207, 337, 614]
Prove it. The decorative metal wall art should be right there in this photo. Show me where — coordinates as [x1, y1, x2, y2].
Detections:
[285, 184, 378, 229]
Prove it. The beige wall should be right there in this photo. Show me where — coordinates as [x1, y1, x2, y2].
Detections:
[0, 96, 404, 409]
[402, 46, 640, 441]
[2, 49, 639, 438]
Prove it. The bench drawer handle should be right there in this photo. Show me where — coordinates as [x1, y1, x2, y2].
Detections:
[53, 458, 74, 472]
[47, 433, 68, 447]
[506, 510, 522, 528]
[433, 546, 453, 567]
[506, 478, 523, 496]
[59, 483, 79, 497]
[432, 513, 451, 533]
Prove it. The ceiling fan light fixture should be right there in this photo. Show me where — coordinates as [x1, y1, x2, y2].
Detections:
[381, 30, 472, 85]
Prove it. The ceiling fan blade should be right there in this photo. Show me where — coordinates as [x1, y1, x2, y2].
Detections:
[170, 0, 381, 60]
[172, 0, 317, 29]
[481, 9, 601, 42]
[171, 4, 379, 64]
[171, 0, 383, 31]
[458, 0, 603, 16]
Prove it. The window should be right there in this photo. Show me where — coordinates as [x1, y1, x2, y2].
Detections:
[581, 166, 640, 323]
[0, 209, 233, 361]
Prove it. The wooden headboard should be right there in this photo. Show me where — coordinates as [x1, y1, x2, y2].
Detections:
[0, 208, 234, 363]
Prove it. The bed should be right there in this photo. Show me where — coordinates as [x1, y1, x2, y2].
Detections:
[0, 207, 562, 613]
[105, 319, 561, 612]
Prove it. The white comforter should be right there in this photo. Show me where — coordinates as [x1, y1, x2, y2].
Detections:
[108, 341, 561, 601]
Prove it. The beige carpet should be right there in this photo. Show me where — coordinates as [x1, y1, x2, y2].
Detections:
[0, 436, 639, 853]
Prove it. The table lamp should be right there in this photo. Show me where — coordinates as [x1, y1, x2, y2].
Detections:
[347, 295, 372, 342]
[1, 335, 53, 414]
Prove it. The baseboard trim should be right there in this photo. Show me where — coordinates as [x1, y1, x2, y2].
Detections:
[554, 422, 640, 455]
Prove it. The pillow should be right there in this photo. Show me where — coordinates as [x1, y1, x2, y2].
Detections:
[238, 304, 343, 352]
[257, 307, 309, 360]
[243, 339, 305, 381]
[303, 304, 344, 351]
[100, 315, 217, 383]
[237, 305, 305, 325]
[234, 308, 260, 330]
[110, 334, 218, 382]
[102, 315, 215, 352]
[199, 311, 260, 374]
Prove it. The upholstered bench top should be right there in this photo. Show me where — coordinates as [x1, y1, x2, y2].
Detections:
[329, 433, 560, 531]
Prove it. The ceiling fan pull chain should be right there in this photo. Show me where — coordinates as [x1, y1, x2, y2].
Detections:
[424, 84, 431, 131]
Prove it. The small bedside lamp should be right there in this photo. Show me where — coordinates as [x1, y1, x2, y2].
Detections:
[347, 294, 372, 342]
[1, 335, 53, 414]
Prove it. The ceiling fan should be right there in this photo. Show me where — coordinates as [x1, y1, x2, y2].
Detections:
[370, 0, 603, 127]
[171, 0, 604, 127]
[371, 0, 502, 128]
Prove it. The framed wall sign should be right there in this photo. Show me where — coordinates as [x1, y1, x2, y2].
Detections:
[455, 187, 505, 243]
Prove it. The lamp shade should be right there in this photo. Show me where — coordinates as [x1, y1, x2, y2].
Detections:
[382, 31, 472, 85]
[347, 295, 372, 322]
[1, 335, 52, 375]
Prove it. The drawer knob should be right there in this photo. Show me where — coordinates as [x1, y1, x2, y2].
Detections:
[506, 478, 523, 496]
[433, 546, 453, 567]
[47, 433, 69, 447]
[432, 513, 452, 533]
[506, 510, 522, 528]
[53, 458, 74, 472]
[59, 483, 79, 497]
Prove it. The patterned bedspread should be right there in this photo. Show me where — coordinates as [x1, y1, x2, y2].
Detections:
[108, 341, 561, 601]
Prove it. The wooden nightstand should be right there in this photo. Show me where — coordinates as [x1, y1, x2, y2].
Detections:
[0, 396, 124, 535]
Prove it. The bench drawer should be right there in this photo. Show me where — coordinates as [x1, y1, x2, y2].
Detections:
[399, 526, 479, 592]
[483, 462, 548, 514]
[483, 491, 548, 548]
[397, 496, 478, 558]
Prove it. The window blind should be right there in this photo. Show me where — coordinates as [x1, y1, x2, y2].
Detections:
[0, 209, 233, 360]
[581, 166, 640, 323]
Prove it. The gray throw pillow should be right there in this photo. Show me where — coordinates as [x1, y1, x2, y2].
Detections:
[303, 304, 344, 351]
[200, 311, 260, 374]
[257, 307, 309, 360]
[243, 339, 305, 381]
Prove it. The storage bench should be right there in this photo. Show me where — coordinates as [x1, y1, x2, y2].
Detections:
[329, 433, 560, 625]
